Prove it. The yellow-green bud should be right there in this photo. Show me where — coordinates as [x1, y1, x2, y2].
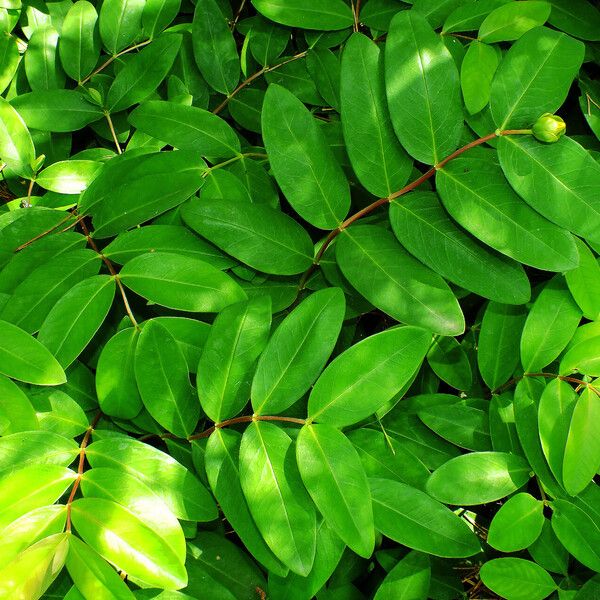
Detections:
[532, 113, 566, 143]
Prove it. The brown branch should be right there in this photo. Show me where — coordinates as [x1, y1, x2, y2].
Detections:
[494, 372, 600, 397]
[66, 412, 102, 532]
[212, 51, 308, 115]
[230, 0, 246, 30]
[15, 212, 78, 252]
[104, 112, 122, 155]
[297, 129, 523, 291]
[352, 0, 361, 32]
[188, 415, 306, 440]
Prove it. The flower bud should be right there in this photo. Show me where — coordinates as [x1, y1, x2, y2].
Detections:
[532, 113, 566, 143]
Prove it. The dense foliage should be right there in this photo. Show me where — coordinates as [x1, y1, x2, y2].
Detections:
[1, 0, 600, 598]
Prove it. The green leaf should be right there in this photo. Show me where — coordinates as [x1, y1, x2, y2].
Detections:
[186, 533, 266, 600]
[443, 0, 509, 33]
[0, 465, 76, 529]
[479, 1, 551, 43]
[36, 160, 102, 194]
[59, 0, 101, 82]
[96, 327, 142, 419]
[563, 388, 600, 496]
[546, 0, 600, 41]
[296, 424, 374, 558]
[248, 16, 289, 66]
[560, 334, 600, 377]
[37, 275, 116, 369]
[490, 26, 584, 129]
[79, 151, 205, 238]
[99, 0, 144, 55]
[142, 0, 181, 38]
[251, 0, 353, 30]
[198, 297, 271, 423]
[262, 83, 350, 229]
[417, 400, 491, 451]
[0, 96, 35, 178]
[192, 0, 239, 95]
[0, 430, 78, 473]
[24, 26, 64, 92]
[520, 276, 581, 373]
[205, 429, 287, 576]
[34, 389, 89, 438]
[385, 10, 462, 165]
[86, 437, 218, 522]
[487, 493, 544, 551]
[426, 337, 473, 392]
[437, 149, 578, 272]
[0, 505, 66, 566]
[426, 451, 532, 505]
[70, 497, 187, 590]
[498, 135, 600, 245]
[11, 90, 103, 132]
[80, 466, 185, 561]
[370, 478, 481, 558]
[106, 35, 181, 113]
[460, 40, 499, 114]
[103, 225, 234, 270]
[565, 239, 600, 320]
[480, 558, 557, 600]
[538, 378, 578, 485]
[307, 47, 340, 110]
[119, 252, 246, 312]
[348, 428, 431, 490]
[0, 375, 38, 434]
[0, 34, 19, 94]
[251, 288, 345, 415]
[340, 33, 412, 198]
[239, 421, 317, 576]
[374, 551, 430, 600]
[181, 198, 314, 276]
[390, 191, 530, 305]
[1, 249, 101, 334]
[308, 326, 432, 427]
[66, 535, 135, 600]
[528, 519, 569, 575]
[336, 225, 464, 335]
[135, 319, 199, 437]
[129, 101, 241, 159]
[0, 320, 66, 385]
[0, 532, 69, 600]
[551, 499, 600, 572]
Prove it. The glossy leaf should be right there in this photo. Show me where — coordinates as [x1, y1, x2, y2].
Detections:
[296, 424, 374, 557]
[59, 0, 101, 81]
[36, 160, 102, 195]
[251, 287, 345, 415]
[99, 0, 144, 55]
[106, 34, 181, 113]
[437, 149, 578, 271]
[390, 191, 530, 305]
[239, 421, 317, 576]
[547, 0, 600, 41]
[563, 388, 600, 496]
[460, 40, 499, 114]
[182, 198, 314, 275]
[79, 151, 205, 238]
[479, 1, 551, 43]
[192, 0, 239, 94]
[373, 551, 430, 600]
[38, 275, 115, 369]
[480, 558, 556, 600]
[498, 135, 600, 245]
[251, 0, 353, 30]
[565, 239, 600, 320]
[385, 10, 462, 165]
[340, 33, 412, 198]
[309, 326, 432, 427]
[336, 225, 465, 335]
[490, 26, 584, 129]
[66, 535, 135, 600]
[119, 252, 246, 312]
[487, 493, 544, 551]
[86, 437, 218, 522]
[426, 451, 532, 505]
[96, 327, 143, 419]
[0, 96, 35, 178]
[135, 319, 199, 437]
[370, 478, 481, 558]
[70, 498, 187, 590]
[197, 297, 271, 423]
[129, 101, 241, 159]
[262, 83, 350, 229]
[0, 375, 38, 433]
[0, 320, 66, 385]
